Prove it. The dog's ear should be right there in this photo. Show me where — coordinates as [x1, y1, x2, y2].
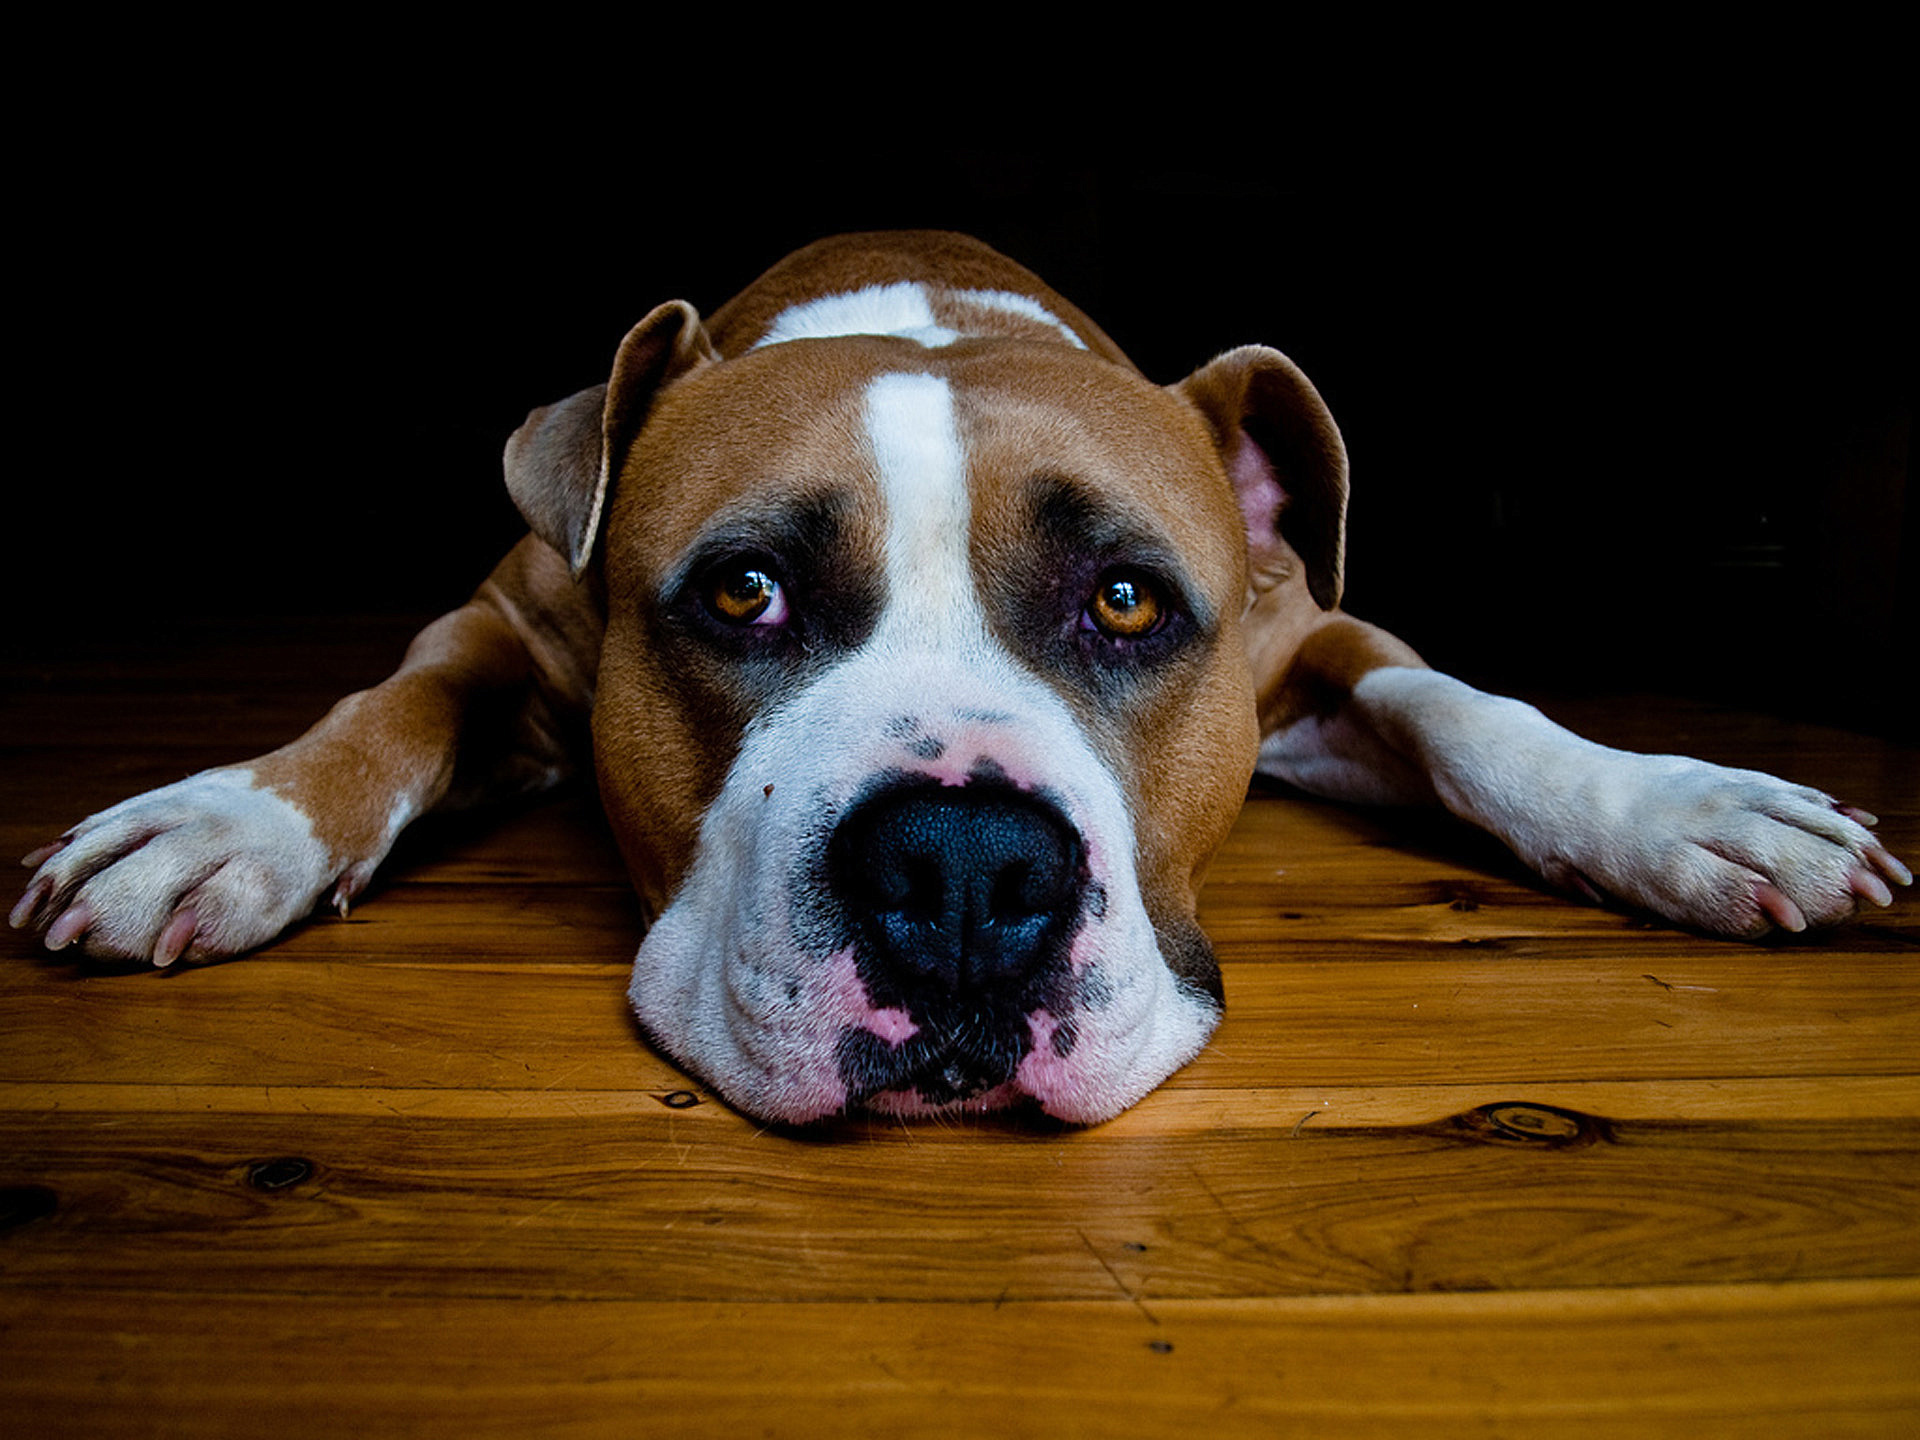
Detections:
[1175, 346, 1349, 611]
[503, 301, 718, 577]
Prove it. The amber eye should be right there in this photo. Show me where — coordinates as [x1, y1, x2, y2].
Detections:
[1086, 570, 1163, 638]
[705, 565, 787, 626]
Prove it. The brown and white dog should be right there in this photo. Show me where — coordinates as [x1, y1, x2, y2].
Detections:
[12, 232, 1910, 1124]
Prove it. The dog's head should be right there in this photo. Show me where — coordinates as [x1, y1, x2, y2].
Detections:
[505, 286, 1346, 1124]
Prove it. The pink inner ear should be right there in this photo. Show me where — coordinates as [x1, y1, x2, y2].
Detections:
[1227, 428, 1288, 569]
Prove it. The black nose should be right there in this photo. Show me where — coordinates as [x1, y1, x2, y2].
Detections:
[830, 783, 1084, 999]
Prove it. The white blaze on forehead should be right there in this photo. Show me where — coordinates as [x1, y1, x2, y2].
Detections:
[863, 372, 976, 634]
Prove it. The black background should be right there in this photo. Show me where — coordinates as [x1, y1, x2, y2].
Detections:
[16, 109, 1912, 736]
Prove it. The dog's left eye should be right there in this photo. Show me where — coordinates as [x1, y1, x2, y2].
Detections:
[704, 564, 789, 626]
[1083, 569, 1164, 639]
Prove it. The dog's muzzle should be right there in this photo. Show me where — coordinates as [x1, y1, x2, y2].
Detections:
[626, 630, 1222, 1126]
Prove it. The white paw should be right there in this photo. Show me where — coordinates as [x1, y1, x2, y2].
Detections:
[11, 769, 338, 965]
[1544, 752, 1911, 938]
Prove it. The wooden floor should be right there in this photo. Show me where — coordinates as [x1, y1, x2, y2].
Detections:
[3, 618, 1916, 1438]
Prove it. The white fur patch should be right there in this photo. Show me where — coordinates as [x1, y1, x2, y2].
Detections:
[958, 288, 1089, 349]
[18, 767, 336, 961]
[754, 282, 959, 349]
[752, 282, 1087, 352]
[864, 372, 974, 632]
[1340, 666, 1896, 936]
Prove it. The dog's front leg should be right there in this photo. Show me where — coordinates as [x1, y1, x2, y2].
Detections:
[13, 544, 595, 965]
[1258, 618, 1911, 937]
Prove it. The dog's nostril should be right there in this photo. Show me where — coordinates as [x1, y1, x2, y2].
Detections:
[884, 856, 945, 920]
[991, 862, 1032, 918]
[833, 783, 1084, 994]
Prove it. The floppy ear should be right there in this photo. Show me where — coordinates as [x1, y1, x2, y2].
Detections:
[503, 300, 718, 577]
[1176, 345, 1349, 611]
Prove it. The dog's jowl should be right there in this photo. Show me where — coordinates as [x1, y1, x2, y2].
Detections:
[14, 232, 1911, 1123]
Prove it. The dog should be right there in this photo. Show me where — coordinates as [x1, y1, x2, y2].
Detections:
[12, 231, 1910, 1124]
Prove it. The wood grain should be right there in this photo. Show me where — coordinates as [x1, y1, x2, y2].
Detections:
[2, 625, 1916, 1436]
[5, 1283, 1916, 1439]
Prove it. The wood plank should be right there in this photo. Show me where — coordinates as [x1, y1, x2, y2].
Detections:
[6, 939, 1915, 1093]
[2, 1281, 1914, 1439]
[2, 1104, 1913, 1301]
[6, 1074, 1916, 1126]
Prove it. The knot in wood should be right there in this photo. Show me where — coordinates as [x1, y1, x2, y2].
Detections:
[246, 1157, 314, 1191]
[1470, 1102, 1605, 1147]
[0, 1184, 58, 1232]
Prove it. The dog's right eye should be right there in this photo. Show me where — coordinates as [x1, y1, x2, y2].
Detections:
[703, 564, 788, 626]
[1083, 568, 1166, 640]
